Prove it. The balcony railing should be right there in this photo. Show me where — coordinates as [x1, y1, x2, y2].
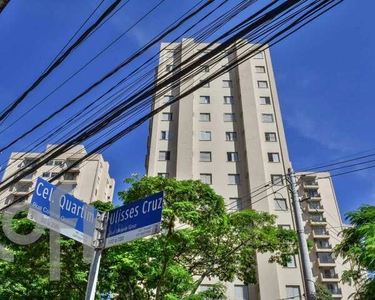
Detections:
[307, 193, 321, 198]
[316, 243, 332, 250]
[304, 181, 318, 186]
[12, 186, 31, 193]
[309, 204, 324, 210]
[318, 257, 335, 264]
[313, 229, 329, 236]
[322, 273, 339, 279]
[328, 288, 342, 295]
[310, 217, 327, 222]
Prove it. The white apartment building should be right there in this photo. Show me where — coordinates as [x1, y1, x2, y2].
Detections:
[0, 144, 115, 208]
[146, 39, 355, 299]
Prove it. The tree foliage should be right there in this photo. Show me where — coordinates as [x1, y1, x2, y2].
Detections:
[334, 205, 375, 300]
[0, 176, 298, 299]
[315, 284, 333, 300]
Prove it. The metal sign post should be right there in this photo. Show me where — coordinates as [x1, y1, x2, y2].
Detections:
[27, 181, 164, 299]
[85, 210, 107, 300]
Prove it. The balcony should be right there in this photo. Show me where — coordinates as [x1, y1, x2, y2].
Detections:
[59, 174, 78, 183]
[328, 288, 342, 297]
[312, 230, 330, 239]
[310, 217, 327, 225]
[303, 181, 319, 189]
[319, 272, 339, 283]
[317, 257, 336, 267]
[314, 243, 333, 252]
[11, 186, 31, 195]
[308, 203, 324, 212]
[64, 161, 80, 172]
[19, 173, 34, 182]
[305, 192, 321, 200]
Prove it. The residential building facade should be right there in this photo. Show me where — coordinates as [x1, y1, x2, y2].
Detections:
[298, 172, 356, 299]
[146, 39, 354, 299]
[0, 144, 115, 209]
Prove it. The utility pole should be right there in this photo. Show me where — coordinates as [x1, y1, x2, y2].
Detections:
[287, 167, 317, 300]
[85, 211, 107, 300]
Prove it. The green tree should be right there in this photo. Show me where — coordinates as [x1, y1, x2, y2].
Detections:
[334, 205, 375, 300]
[99, 176, 298, 299]
[0, 176, 298, 299]
[315, 284, 333, 300]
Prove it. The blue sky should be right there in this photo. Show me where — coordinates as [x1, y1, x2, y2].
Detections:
[0, 0, 374, 221]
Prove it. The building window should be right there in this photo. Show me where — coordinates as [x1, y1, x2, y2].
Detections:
[271, 174, 284, 186]
[261, 113, 274, 123]
[253, 52, 264, 59]
[46, 160, 63, 166]
[227, 152, 238, 162]
[278, 224, 291, 230]
[157, 173, 169, 177]
[255, 66, 266, 73]
[265, 132, 277, 142]
[161, 112, 172, 121]
[159, 151, 171, 161]
[228, 174, 240, 185]
[200, 152, 212, 162]
[224, 113, 235, 122]
[199, 284, 211, 292]
[163, 95, 173, 103]
[201, 65, 209, 72]
[268, 152, 280, 162]
[64, 173, 78, 181]
[229, 198, 242, 211]
[234, 285, 249, 300]
[286, 256, 297, 268]
[66, 160, 79, 168]
[200, 173, 212, 184]
[225, 132, 237, 141]
[260, 96, 271, 105]
[199, 113, 211, 122]
[257, 81, 268, 88]
[160, 131, 172, 140]
[199, 95, 210, 104]
[222, 80, 233, 88]
[223, 96, 234, 104]
[274, 198, 287, 211]
[166, 51, 175, 58]
[42, 172, 50, 178]
[200, 80, 210, 88]
[166, 64, 175, 72]
[286, 286, 301, 300]
[199, 131, 212, 141]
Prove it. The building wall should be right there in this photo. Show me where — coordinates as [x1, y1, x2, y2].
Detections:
[146, 39, 305, 300]
[298, 172, 357, 299]
[0, 144, 115, 209]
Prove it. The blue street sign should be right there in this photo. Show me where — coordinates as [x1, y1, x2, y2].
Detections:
[27, 177, 98, 247]
[105, 192, 164, 248]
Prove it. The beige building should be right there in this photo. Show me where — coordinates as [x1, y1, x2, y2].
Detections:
[146, 39, 354, 299]
[298, 173, 356, 299]
[0, 144, 115, 208]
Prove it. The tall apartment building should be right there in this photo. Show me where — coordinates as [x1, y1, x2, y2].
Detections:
[146, 39, 355, 299]
[0, 144, 115, 209]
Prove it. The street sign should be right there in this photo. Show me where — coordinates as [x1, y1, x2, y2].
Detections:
[27, 177, 97, 247]
[105, 192, 164, 248]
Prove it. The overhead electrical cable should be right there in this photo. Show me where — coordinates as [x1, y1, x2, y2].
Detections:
[0, 0, 343, 207]
[0, 0, 122, 124]
[0, 0, 213, 152]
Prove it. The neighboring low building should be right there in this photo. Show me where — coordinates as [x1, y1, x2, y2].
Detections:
[0, 144, 115, 209]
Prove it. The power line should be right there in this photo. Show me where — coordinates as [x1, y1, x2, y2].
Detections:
[0, 0, 343, 208]
[0, 0, 121, 124]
